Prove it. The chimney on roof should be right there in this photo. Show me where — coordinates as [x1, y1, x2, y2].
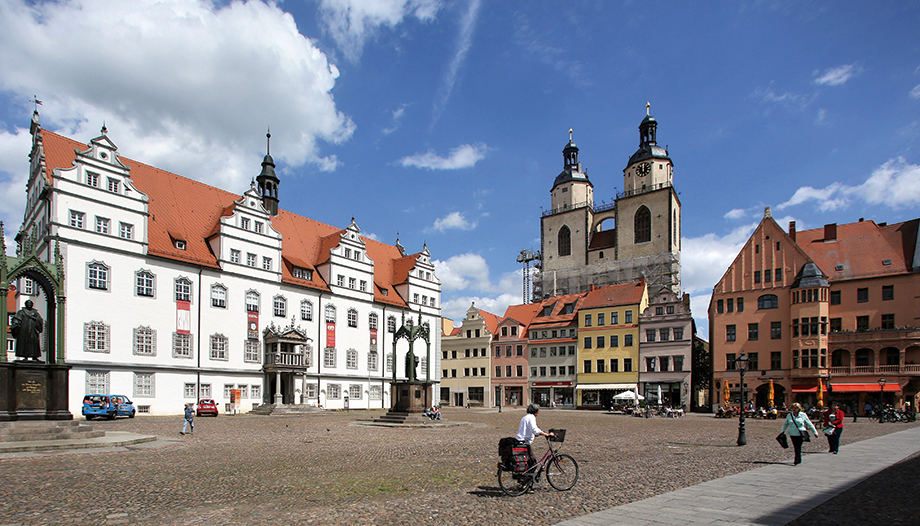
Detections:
[589, 284, 596, 291]
[789, 221, 796, 242]
[824, 223, 837, 241]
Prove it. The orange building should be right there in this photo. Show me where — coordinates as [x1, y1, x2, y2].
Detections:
[709, 208, 920, 415]
[492, 302, 541, 408]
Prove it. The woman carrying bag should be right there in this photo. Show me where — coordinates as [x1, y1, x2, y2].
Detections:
[822, 402, 845, 454]
[781, 402, 819, 465]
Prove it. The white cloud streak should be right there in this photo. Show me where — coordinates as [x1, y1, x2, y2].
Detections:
[813, 64, 858, 86]
[434, 253, 522, 321]
[318, 0, 442, 62]
[430, 211, 477, 232]
[778, 157, 920, 211]
[430, 0, 481, 129]
[910, 84, 920, 100]
[397, 142, 487, 169]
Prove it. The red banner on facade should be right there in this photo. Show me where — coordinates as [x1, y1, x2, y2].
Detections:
[176, 300, 191, 334]
[369, 328, 377, 352]
[247, 311, 259, 340]
[326, 322, 336, 347]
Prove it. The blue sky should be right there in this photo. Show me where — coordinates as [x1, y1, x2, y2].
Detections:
[1, 1, 919, 339]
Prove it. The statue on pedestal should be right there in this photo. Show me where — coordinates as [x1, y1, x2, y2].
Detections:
[11, 299, 44, 362]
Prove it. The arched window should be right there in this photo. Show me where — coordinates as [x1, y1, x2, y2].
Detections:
[558, 225, 571, 257]
[635, 206, 651, 243]
[87, 262, 109, 290]
[347, 308, 358, 328]
[273, 295, 287, 317]
[758, 294, 779, 309]
[301, 300, 313, 321]
[387, 315, 397, 333]
[369, 312, 378, 330]
[245, 290, 260, 312]
[136, 270, 155, 297]
[210, 284, 227, 308]
[346, 349, 358, 369]
[325, 304, 336, 323]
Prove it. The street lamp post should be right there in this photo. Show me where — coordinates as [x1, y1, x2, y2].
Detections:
[736, 352, 749, 446]
[878, 377, 886, 423]
[498, 383, 503, 413]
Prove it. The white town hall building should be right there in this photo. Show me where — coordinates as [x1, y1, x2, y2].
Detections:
[8, 111, 441, 416]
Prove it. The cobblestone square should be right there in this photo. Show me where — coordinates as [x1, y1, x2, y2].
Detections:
[1, 410, 917, 525]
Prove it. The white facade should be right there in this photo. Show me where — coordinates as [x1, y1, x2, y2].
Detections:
[14, 113, 441, 415]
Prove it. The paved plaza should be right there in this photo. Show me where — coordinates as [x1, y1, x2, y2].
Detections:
[1, 409, 918, 525]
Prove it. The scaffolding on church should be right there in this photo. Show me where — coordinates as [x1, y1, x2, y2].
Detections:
[535, 252, 680, 299]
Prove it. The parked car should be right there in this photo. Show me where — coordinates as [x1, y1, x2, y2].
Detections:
[82, 394, 136, 420]
[196, 399, 219, 417]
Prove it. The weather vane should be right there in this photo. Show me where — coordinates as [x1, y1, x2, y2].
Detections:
[568, 128, 573, 142]
[30, 95, 42, 112]
[646, 101, 651, 115]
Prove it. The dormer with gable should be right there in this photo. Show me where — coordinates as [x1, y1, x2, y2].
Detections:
[394, 244, 440, 315]
[209, 184, 283, 280]
[315, 218, 375, 300]
[29, 119, 149, 258]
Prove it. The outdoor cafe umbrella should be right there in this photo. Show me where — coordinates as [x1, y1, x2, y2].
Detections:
[723, 385, 731, 406]
[613, 391, 645, 400]
[768, 379, 775, 406]
[817, 378, 825, 408]
[657, 385, 663, 406]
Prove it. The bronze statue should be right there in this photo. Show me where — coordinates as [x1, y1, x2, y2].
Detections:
[405, 351, 420, 381]
[11, 299, 44, 361]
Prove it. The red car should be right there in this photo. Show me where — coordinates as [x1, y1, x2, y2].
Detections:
[196, 399, 219, 417]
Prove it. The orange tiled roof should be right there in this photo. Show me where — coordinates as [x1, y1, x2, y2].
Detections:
[501, 302, 541, 329]
[580, 279, 646, 308]
[476, 308, 501, 335]
[39, 130, 415, 307]
[795, 219, 919, 281]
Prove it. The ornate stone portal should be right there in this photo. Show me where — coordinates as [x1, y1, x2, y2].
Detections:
[0, 224, 72, 421]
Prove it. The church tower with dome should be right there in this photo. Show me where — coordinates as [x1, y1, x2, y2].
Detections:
[537, 106, 682, 299]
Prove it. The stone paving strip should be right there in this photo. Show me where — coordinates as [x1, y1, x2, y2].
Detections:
[556, 425, 920, 526]
[0, 411, 917, 525]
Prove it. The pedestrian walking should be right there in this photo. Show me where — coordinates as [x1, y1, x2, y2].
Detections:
[181, 403, 195, 435]
[780, 402, 819, 465]
[823, 402, 845, 454]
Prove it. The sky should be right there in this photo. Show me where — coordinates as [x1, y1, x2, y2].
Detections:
[1, 0, 919, 340]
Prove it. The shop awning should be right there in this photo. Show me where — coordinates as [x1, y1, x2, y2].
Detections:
[575, 383, 637, 391]
[831, 383, 901, 393]
[792, 385, 817, 393]
[532, 381, 573, 387]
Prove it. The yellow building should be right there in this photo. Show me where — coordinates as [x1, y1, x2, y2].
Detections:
[576, 280, 648, 409]
[439, 303, 499, 407]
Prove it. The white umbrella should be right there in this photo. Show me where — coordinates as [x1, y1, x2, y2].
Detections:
[657, 385, 663, 406]
[613, 391, 645, 400]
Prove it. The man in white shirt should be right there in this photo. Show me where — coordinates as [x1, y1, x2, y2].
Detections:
[517, 404, 554, 466]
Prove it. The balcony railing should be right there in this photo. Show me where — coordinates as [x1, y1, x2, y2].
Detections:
[826, 365, 919, 375]
[541, 201, 593, 217]
[265, 351, 307, 368]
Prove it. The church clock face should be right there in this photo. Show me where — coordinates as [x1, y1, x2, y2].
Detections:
[636, 162, 651, 177]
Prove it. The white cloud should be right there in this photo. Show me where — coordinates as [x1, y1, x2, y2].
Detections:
[0, 0, 355, 234]
[814, 64, 858, 86]
[431, 0, 481, 129]
[433, 253, 492, 291]
[910, 84, 920, 100]
[681, 223, 758, 297]
[724, 208, 747, 220]
[382, 103, 410, 135]
[434, 253, 523, 321]
[430, 211, 477, 232]
[397, 143, 487, 169]
[753, 86, 814, 109]
[318, 0, 442, 62]
[815, 108, 828, 125]
[777, 157, 920, 211]
[439, 293, 521, 322]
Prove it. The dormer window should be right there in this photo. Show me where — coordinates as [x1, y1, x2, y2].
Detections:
[292, 267, 313, 281]
[107, 178, 120, 193]
[381, 288, 388, 296]
[174, 239, 186, 250]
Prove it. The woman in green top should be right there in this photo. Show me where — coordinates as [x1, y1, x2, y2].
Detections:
[781, 402, 819, 465]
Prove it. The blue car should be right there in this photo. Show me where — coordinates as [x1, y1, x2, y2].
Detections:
[82, 394, 136, 420]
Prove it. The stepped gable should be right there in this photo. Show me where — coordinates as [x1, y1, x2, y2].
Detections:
[795, 219, 919, 280]
[477, 308, 501, 335]
[38, 129, 415, 308]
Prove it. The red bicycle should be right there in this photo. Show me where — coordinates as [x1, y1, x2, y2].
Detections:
[497, 428, 579, 496]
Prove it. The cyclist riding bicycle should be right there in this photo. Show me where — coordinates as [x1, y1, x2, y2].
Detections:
[517, 403, 554, 467]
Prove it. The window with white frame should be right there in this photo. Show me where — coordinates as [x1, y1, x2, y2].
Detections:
[20, 277, 35, 296]
[135, 270, 155, 297]
[230, 249, 241, 263]
[107, 178, 120, 193]
[87, 370, 109, 393]
[347, 308, 358, 328]
[413, 293, 420, 303]
[369, 385, 381, 400]
[292, 267, 312, 280]
[224, 384, 234, 398]
[349, 384, 362, 399]
[387, 316, 396, 333]
[324, 347, 336, 367]
[246, 253, 257, 267]
[199, 384, 212, 398]
[84, 321, 109, 353]
[246, 291, 260, 312]
[327, 383, 341, 399]
[173, 332, 192, 359]
[273, 296, 286, 317]
[369, 313, 378, 330]
[262, 257, 272, 271]
[175, 278, 192, 302]
[360, 280, 367, 292]
[255, 221, 263, 234]
[86, 171, 99, 187]
[368, 351, 378, 371]
[184, 383, 197, 398]
[211, 284, 227, 308]
[119, 222, 133, 239]
[348, 277, 356, 289]
[70, 210, 85, 228]
[430, 297, 436, 307]
[345, 248, 352, 259]
[244, 340, 260, 363]
[337, 274, 345, 287]
[87, 262, 109, 290]
[238, 385, 248, 398]
[133, 326, 156, 356]
[241, 217, 250, 230]
[134, 373, 154, 397]
[306, 383, 317, 399]
[251, 385, 261, 400]
[301, 300, 313, 321]
[346, 349, 358, 369]
[210, 334, 228, 360]
[386, 354, 393, 372]
[325, 305, 336, 323]
[95, 216, 110, 234]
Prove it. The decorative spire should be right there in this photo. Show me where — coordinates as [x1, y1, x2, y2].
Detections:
[568, 128, 573, 142]
[266, 128, 271, 155]
[101, 122, 107, 135]
[646, 101, 651, 116]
